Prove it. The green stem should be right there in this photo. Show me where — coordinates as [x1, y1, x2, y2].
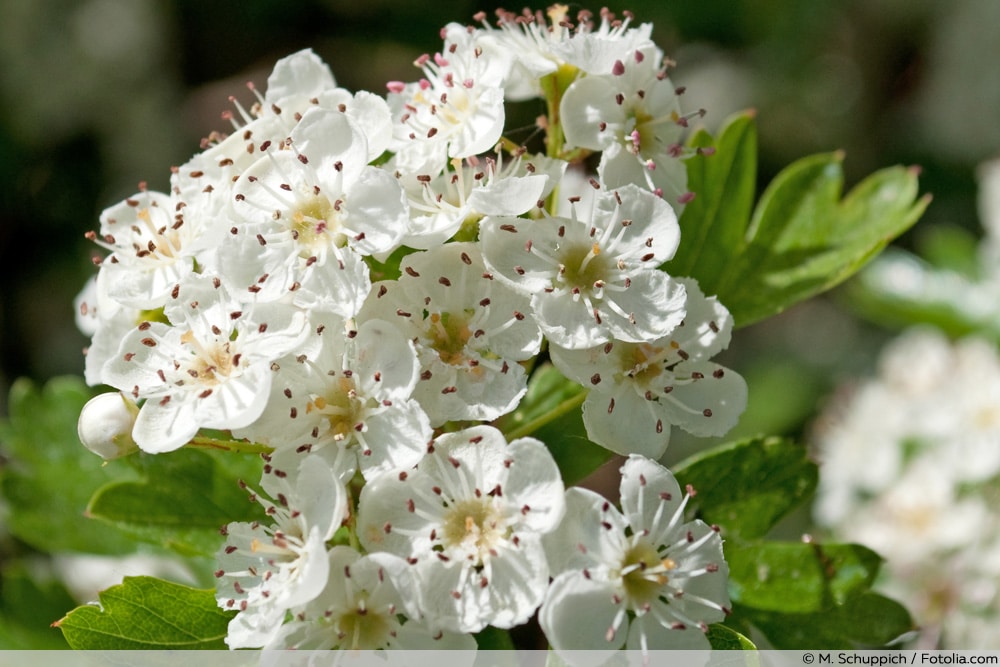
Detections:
[505, 390, 587, 441]
[187, 436, 273, 456]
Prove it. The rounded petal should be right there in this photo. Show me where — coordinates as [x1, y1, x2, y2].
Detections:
[502, 437, 565, 533]
[656, 360, 748, 438]
[266, 49, 337, 104]
[543, 487, 628, 576]
[538, 571, 625, 653]
[619, 455, 683, 535]
[582, 385, 671, 459]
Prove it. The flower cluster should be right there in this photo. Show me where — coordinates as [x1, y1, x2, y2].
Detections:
[813, 327, 1000, 649]
[75, 6, 746, 653]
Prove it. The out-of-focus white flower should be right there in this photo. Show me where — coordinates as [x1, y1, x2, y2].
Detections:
[539, 455, 729, 655]
[814, 326, 1000, 648]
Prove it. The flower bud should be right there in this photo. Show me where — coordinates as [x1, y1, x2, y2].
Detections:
[77, 392, 140, 460]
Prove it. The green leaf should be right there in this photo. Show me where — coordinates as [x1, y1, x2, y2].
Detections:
[0, 377, 139, 554]
[87, 447, 266, 557]
[56, 576, 234, 649]
[671, 111, 758, 280]
[474, 625, 515, 650]
[0, 563, 74, 649]
[673, 436, 817, 541]
[740, 592, 915, 649]
[707, 623, 757, 650]
[667, 114, 929, 328]
[727, 541, 882, 614]
[495, 364, 613, 486]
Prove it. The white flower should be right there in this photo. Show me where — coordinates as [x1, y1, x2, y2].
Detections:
[101, 274, 307, 453]
[264, 546, 476, 650]
[87, 188, 212, 309]
[221, 108, 408, 315]
[401, 152, 562, 249]
[236, 316, 432, 481]
[357, 425, 564, 633]
[539, 455, 729, 654]
[359, 243, 542, 426]
[387, 24, 507, 177]
[550, 278, 747, 458]
[480, 183, 686, 348]
[215, 454, 347, 649]
[561, 48, 694, 205]
[475, 6, 657, 101]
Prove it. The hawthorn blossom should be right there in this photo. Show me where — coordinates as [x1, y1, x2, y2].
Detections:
[87, 188, 211, 309]
[235, 317, 432, 481]
[561, 47, 695, 205]
[101, 274, 307, 453]
[540, 455, 730, 654]
[359, 243, 542, 426]
[264, 547, 476, 650]
[474, 6, 657, 101]
[480, 183, 686, 348]
[550, 278, 747, 458]
[400, 151, 562, 249]
[215, 454, 347, 648]
[222, 108, 408, 315]
[357, 425, 564, 633]
[387, 23, 509, 177]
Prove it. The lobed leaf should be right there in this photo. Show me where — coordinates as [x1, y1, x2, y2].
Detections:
[666, 112, 929, 328]
[86, 447, 266, 557]
[56, 576, 233, 650]
[726, 541, 882, 614]
[673, 436, 817, 541]
[736, 592, 915, 649]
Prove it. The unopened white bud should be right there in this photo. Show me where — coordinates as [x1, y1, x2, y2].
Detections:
[77, 392, 140, 460]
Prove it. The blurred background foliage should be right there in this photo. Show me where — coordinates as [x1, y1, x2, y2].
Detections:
[1, 0, 998, 467]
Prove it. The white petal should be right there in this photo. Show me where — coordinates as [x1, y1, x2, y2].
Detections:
[582, 385, 671, 459]
[669, 278, 734, 362]
[655, 360, 748, 438]
[625, 615, 711, 651]
[543, 487, 628, 576]
[266, 49, 337, 104]
[538, 572, 625, 652]
[561, 75, 622, 151]
[355, 400, 432, 480]
[503, 437, 565, 533]
[619, 455, 683, 536]
[352, 319, 419, 399]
